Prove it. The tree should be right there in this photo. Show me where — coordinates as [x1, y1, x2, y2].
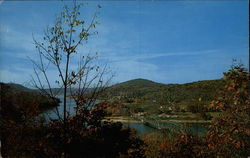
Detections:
[31, 2, 110, 125]
[206, 63, 250, 157]
[23, 3, 145, 157]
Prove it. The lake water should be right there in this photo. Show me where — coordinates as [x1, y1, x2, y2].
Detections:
[41, 95, 77, 120]
[123, 122, 156, 135]
[123, 122, 208, 135]
[42, 96, 208, 135]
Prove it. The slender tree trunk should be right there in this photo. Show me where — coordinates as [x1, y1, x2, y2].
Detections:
[63, 53, 70, 158]
[63, 53, 70, 126]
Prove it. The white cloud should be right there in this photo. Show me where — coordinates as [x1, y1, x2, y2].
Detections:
[0, 24, 35, 51]
[101, 49, 219, 63]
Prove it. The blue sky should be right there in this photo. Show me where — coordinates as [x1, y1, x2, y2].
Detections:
[0, 0, 248, 87]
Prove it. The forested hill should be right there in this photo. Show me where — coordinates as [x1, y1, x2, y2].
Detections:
[1, 83, 83, 95]
[4, 83, 34, 92]
[105, 78, 165, 96]
[112, 78, 165, 88]
[1, 82, 59, 123]
[102, 78, 225, 113]
[104, 78, 224, 98]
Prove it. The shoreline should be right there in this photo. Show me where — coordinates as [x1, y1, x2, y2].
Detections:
[104, 116, 211, 124]
[103, 116, 142, 123]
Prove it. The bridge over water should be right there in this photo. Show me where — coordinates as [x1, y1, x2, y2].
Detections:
[130, 114, 208, 136]
[131, 114, 183, 131]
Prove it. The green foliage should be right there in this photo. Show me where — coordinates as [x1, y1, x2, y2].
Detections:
[102, 78, 224, 115]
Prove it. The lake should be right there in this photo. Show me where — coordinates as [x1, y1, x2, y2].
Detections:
[42, 96, 208, 135]
[123, 122, 208, 135]
[41, 95, 77, 120]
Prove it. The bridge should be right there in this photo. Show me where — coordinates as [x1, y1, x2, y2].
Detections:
[131, 114, 183, 132]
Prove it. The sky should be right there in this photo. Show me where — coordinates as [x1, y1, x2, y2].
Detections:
[0, 0, 249, 87]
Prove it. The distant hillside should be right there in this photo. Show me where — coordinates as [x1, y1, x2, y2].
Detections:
[103, 79, 166, 98]
[5, 83, 34, 92]
[2, 83, 64, 95]
[102, 78, 225, 114]
[1, 82, 94, 96]
[1, 83, 59, 123]
[113, 78, 165, 88]
[104, 78, 224, 99]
